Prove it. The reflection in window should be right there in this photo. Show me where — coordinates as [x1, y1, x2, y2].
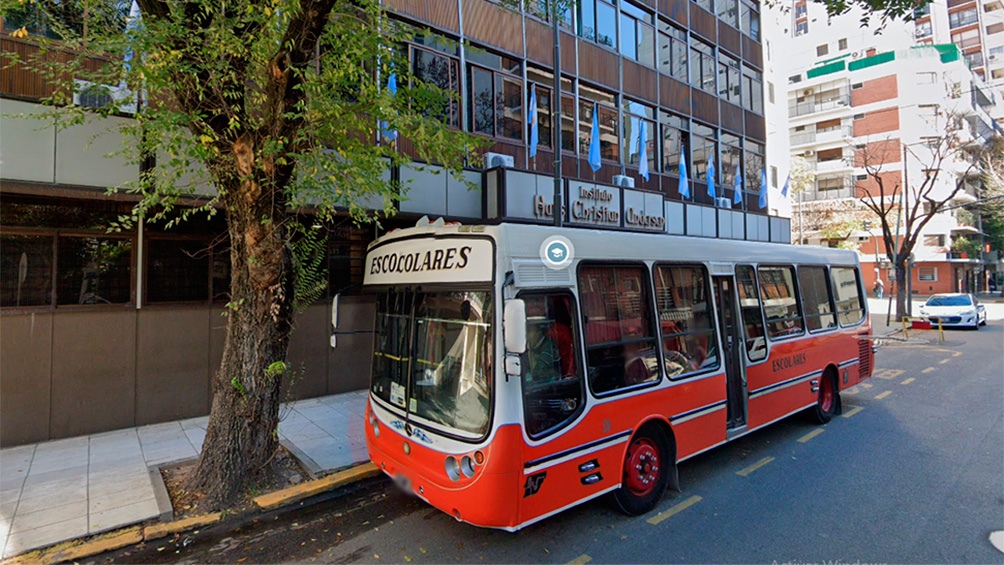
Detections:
[57, 237, 131, 305]
[467, 54, 523, 140]
[831, 267, 865, 325]
[690, 40, 717, 93]
[624, 100, 656, 172]
[578, 89, 619, 162]
[758, 266, 804, 339]
[579, 0, 618, 48]
[736, 265, 767, 361]
[660, 112, 688, 175]
[0, 235, 53, 307]
[147, 239, 210, 303]
[619, 2, 655, 66]
[411, 46, 460, 127]
[579, 265, 659, 394]
[654, 265, 719, 377]
[798, 266, 837, 332]
[522, 294, 584, 438]
[658, 22, 688, 82]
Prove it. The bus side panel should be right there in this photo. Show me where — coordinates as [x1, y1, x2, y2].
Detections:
[366, 404, 523, 529]
[517, 374, 727, 525]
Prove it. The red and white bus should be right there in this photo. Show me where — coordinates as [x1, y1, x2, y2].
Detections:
[357, 222, 874, 530]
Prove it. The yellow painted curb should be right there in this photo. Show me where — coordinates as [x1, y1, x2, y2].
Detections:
[143, 512, 223, 541]
[253, 462, 380, 510]
[24, 526, 144, 565]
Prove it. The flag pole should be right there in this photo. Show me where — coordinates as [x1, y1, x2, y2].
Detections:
[551, 4, 562, 228]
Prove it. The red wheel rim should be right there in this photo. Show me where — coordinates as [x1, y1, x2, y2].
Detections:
[624, 437, 660, 496]
[819, 377, 834, 413]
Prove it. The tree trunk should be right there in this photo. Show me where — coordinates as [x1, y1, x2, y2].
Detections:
[894, 263, 908, 322]
[186, 177, 295, 508]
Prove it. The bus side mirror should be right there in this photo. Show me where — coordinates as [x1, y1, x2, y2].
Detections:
[504, 299, 527, 354]
[330, 294, 340, 348]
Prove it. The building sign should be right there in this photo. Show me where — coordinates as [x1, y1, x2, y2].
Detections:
[364, 237, 494, 285]
[567, 182, 621, 227]
[623, 186, 667, 232]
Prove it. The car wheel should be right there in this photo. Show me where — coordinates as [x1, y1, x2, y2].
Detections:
[809, 372, 838, 424]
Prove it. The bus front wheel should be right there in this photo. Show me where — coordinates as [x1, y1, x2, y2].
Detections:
[810, 372, 838, 424]
[613, 426, 671, 516]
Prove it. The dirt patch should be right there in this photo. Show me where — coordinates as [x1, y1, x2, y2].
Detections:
[160, 446, 309, 520]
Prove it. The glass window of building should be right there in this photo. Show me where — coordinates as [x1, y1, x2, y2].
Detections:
[744, 141, 764, 194]
[620, 2, 656, 67]
[466, 52, 523, 140]
[795, 20, 807, 36]
[657, 21, 689, 82]
[718, 54, 741, 105]
[718, 0, 739, 27]
[951, 28, 981, 48]
[660, 111, 689, 175]
[690, 39, 717, 93]
[526, 0, 574, 27]
[948, 8, 978, 28]
[623, 99, 657, 173]
[720, 132, 742, 190]
[693, 0, 714, 14]
[411, 44, 460, 127]
[528, 67, 576, 152]
[691, 122, 717, 183]
[579, 0, 618, 49]
[740, 0, 760, 40]
[742, 65, 763, 114]
[579, 85, 619, 162]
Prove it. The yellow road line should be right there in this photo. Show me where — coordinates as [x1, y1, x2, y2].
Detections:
[860, 382, 874, 389]
[647, 495, 702, 526]
[875, 369, 904, 380]
[922, 367, 935, 374]
[939, 359, 951, 365]
[797, 428, 825, 443]
[842, 406, 864, 418]
[952, 351, 963, 357]
[901, 378, 915, 385]
[736, 457, 775, 477]
[875, 391, 892, 400]
[567, 555, 592, 565]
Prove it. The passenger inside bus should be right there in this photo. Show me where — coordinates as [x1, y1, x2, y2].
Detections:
[526, 320, 561, 384]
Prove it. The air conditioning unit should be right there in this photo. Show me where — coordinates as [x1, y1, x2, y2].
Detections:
[612, 174, 635, 188]
[72, 79, 137, 114]
[990, 54, 999, 61]
[851, 50, 861, 58]
[803, 88, 814, 96]
[714, 197, 732, 208]
[803, 149, 815, 156]
[483, 152, 515, 169]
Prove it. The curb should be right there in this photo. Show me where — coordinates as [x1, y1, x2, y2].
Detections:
[2, 462, 379, 565]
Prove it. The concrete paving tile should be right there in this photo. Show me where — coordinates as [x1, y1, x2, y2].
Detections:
[22, 464, 88, 487]
[88, 474, 150, 497]
[1, 501, 17, 522]
[27, 452, 88, 475]
[0, 446, 35, 482]
[13, 486, 87, 516]
[9, 500, 87, 534]
[33, 436, 88, 454]
[283, 423, 329, 443]
[88, 497, 159, 534]
[184, 429, 206, 450]
[1, 488, 20, 506]
[87, 457, 147, 476]
[178, 416, 209, 430]
[2, 516, 88, 558]
[19, 477, 86, 502]
[88, 489, 156, 514]
[0, 477, 24, 494]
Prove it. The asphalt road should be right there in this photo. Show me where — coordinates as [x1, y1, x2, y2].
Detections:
[92, 315, 1004, 564]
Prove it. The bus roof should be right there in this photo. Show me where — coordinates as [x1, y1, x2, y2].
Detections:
[367, 222, 860, 269]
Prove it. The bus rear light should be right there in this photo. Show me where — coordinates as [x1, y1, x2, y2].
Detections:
[474, 450, 485, 465]
[403, 441, 411, 455]
[445, 456, 462, 481]
[460, 456, 476, 478]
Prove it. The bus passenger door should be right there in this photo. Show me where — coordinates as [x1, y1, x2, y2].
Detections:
[713, 276, 747, 432]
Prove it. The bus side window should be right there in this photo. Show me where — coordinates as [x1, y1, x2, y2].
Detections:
[758, 265, 805, 340]
[578, 265, 660, 395]
[798, 265, 837, 332]
[520, 293, 585, 439]
[654, 263, 719, 377]
[736, 265, 767, 361]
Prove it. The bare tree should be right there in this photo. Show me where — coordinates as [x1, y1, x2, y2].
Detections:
[855, 112, 986, 320]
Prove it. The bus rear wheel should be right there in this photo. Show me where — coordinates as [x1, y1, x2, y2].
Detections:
[810, 372, 838, 424]
[613, 427, 670, 516]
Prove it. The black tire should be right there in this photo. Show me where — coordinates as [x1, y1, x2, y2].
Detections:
[809, 372, 838, 424]
[612, 425, 671, 516]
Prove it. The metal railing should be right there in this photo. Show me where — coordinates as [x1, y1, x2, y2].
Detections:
[788, 95, 852, 118]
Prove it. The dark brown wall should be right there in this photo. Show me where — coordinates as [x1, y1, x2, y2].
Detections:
[463, 0, 523, 55]
[0, 298, 376, 447]
[384, 0, 460, 33]
[623, 60, 658, 104]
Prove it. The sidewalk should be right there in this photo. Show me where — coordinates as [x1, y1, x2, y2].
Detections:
[0, 390, 369, 560]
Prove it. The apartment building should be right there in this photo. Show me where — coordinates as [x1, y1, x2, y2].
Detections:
[0, 0, 792, 446]
[783, 41, 998, 296]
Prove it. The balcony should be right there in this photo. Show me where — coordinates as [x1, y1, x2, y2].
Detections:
[790, 125, 853, 148]
[799, 177, 856, 201]
[789, 95, 852, 118]
[814, 157, 854, 174]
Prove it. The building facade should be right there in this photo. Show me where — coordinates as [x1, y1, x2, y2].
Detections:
[1, 0, 795, 447]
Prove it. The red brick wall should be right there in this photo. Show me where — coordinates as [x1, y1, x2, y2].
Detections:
[855, 170, 902, 199]
[853, 107, 900, 136]
[851, 75, 898, 106]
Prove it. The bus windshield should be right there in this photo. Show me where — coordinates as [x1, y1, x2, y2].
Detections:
[371, 288, 493, 437]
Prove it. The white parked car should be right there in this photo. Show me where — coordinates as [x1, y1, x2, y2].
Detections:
[918, 293, 987, 330]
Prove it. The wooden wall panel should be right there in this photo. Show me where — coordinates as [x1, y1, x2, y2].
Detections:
[578, 42, 619, 89]
[661, 75, 690, 114]
[742, 34, 763, 70]
[623, 60, 658, 104]
[718, 22, 741, 58]
[658, 0, 689, 26]
[526, 18, 553, 65]
[463, 0, 523, 55]
[745, 110, 766, 142]
[385, 0, 460, 33]
[689, 4, 717, 43]
[691, 88, 719, 126]
[721, 101, 744, 134]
